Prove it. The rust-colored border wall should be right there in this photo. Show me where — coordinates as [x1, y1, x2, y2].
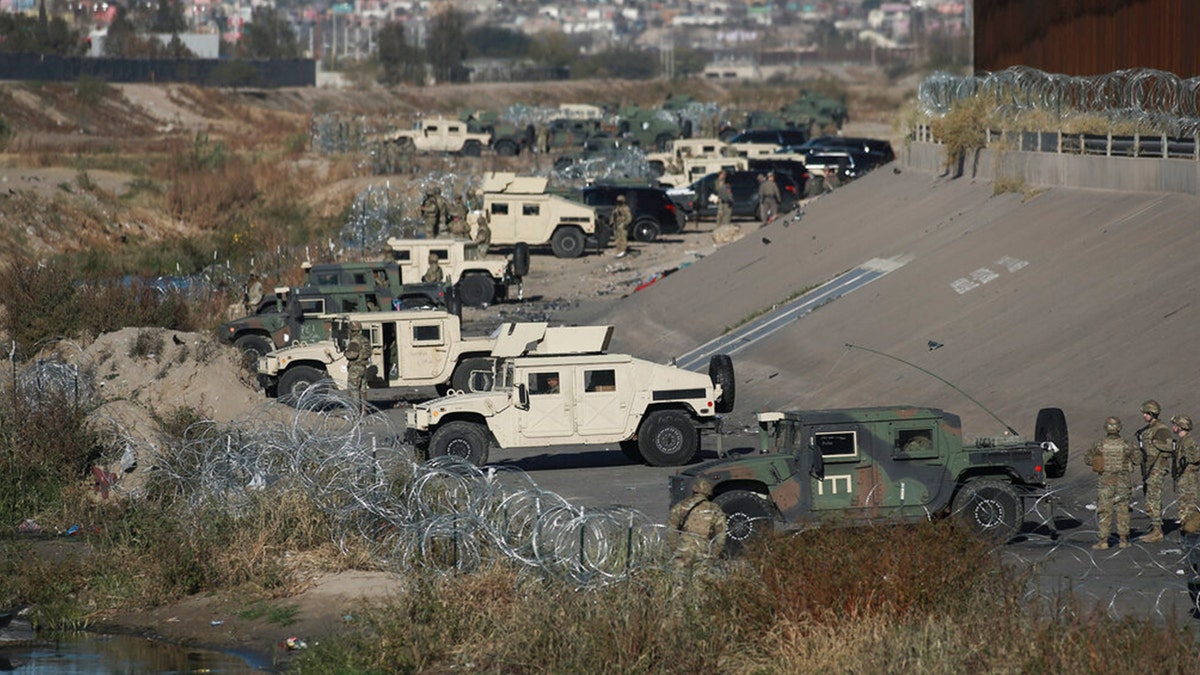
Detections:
[974, 0, 1200, 76]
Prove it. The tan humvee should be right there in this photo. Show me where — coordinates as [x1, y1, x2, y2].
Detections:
[258, 310, 495, 405]
[557, 103, 604, 120]
[481, 172, 607, 258]
[404, 322, 736, 467]
[375, 117, 491, 156]
[384, 237, 528, 307]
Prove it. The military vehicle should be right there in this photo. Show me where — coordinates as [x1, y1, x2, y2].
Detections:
[461, 109, 534, 157]
[374, 117, 491, 156]
[481, 172, 609, 258]
[615, 105, 684, 151]
[543, 118, 606, 151]
[384, 237, 529, 307]
[218, 261, 456, 357]
[258, 310, 495, 404]
[644, 139, 749, 188]
[668, 406, 1069, 552]
[404, 322, 735, 467]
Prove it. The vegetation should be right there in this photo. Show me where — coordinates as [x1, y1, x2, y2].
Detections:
[288, 525, 1200, 673]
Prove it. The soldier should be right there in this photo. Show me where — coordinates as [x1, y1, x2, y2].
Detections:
[343, 320, 371, 413]
[1136, 399, 1175, 542]
[243, 273, 263, 315]
[668, 477, 727, 568]
[1086, 416, 1140, 549]
[448, 194, 470, 236]
[610, 194, 633, 259]
[466, 186, 483, 212]
[758, 172, 781, 224]
[714, 170, 734, 228]
[473, 212, 491, 258]
[1172, 415, 1200, 528]
[419, 189, 440, 238]
[433, 186, 450, 235]
[422, 252, 444, 283]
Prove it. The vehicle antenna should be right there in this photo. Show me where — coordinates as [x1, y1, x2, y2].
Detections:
[844, 343, 1019, 435]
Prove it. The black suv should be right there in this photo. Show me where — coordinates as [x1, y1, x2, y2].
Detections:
[728, 128, 812, 148]
[580, 184, 685, 242]
[669, 170, 800, 221]
[790, 136, 895, 163]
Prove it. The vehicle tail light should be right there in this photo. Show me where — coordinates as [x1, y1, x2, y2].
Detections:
[665, 203, 676, 212]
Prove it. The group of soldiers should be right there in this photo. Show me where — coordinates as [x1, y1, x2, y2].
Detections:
[418, 186, 491, 254]
[1086, 399, 1200, 549]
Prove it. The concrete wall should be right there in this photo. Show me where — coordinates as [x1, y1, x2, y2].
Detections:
[903, 141, 1200, 195]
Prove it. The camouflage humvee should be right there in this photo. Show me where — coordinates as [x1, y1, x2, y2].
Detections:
[218, 261, 457, 357]
[669, 406, 1069, 551]
[404, 322, 736, 467]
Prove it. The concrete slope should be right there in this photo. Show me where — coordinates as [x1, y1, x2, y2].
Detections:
[602, 166, 1200, 482]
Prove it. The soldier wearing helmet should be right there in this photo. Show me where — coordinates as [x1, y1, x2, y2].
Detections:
[343, 319, 372, 413]
[610, 194, 633, 259]
[668, 476, 727, 568]
[422, 251, 444, 283]
[432, 186, 450, 234]
[1085, 416, 1140, 549]
[420, 189, 440, 238]
[1136, 399, 1174, 542]
[1172, 414, 1200, 530]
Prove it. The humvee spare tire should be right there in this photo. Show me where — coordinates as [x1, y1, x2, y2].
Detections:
[709, 354, 735, 413]
[951, 480, 1021, 543]
[234, 334, 274, 358]
[450, 357, 494, 393]
[1035, 407, 1069, 479]
[713, 489, 779, 556]
[512, 242, 530, 277]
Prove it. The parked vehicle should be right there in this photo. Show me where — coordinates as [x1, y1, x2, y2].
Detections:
[728, 128, 812, 155]
[668, 170, 800, 221]
[746, 158, 811, 194]
[580, 183, 685, 242]
[669, 406, 1068, 552]
[788, 136, 896, 164]
[802, 150, 879, 181]
[482, 172, 608, 258]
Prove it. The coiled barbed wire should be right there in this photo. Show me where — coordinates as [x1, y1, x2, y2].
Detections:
[919, 67, 1200, 136]
[107, 390, 676, 587]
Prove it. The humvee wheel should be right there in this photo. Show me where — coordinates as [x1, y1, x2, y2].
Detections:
[462, 141, 483, 157]
[429, 421, 490, 466]
[233, 334, 273, 358]
[632, 218, 660, 243]
[952, 480, 1021, 543]
[713, 490, 778, 556]
[619, 439, 644, 464]
[396, 138, 415, 153]
[550, 227, 585, 258]
[638, 411, 698, 466]
[494, 140, 518, 156]
[458, 274, 495, 307]
[278, 366, 325, 403]
[708, 354, 736, 414]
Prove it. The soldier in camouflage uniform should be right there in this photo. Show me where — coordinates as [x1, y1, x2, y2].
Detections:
[1086, 416, 1140, 549]
[447, 194, 470, 237]
[1172, 415, 1200, 528]
[433, 187, 450, 236]
[610, 194, 632, 258]
[343, 321, 372, 413]
[757, 172, 781, 223]
[1137, 399, 1175, 542]
[419, 189, 440, 238]
[714, 170, 734, 227]
[668, 477, 727, 568]
[473, 213, 491, 258]
[422, 252, 444, 283]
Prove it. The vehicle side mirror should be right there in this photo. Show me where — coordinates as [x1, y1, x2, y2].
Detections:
[515, 383, 529, 410]
[808, 442, 824, 481]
